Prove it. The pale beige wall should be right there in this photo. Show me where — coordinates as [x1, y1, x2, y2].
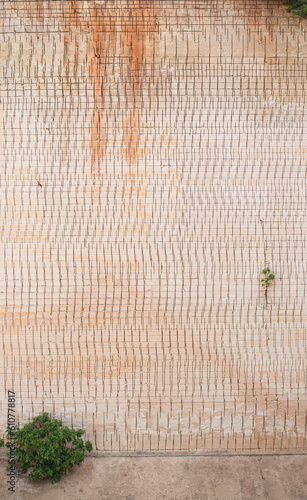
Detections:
[0, 0, 306, 452]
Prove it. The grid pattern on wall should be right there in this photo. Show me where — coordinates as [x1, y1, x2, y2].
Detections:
[0, 0, 306, 452]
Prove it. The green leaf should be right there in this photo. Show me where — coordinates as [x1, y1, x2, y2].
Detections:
[284, 0, 307, 16]
[85, 441, 93, 452]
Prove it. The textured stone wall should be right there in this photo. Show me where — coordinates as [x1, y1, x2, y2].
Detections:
[0, 0, 306, 453]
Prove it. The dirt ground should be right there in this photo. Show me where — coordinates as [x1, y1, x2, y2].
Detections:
[0, 455, 306, 500]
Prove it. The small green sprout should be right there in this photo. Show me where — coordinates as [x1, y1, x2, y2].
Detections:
[261, 267, 275, 305]
[261, 267, 275, 288]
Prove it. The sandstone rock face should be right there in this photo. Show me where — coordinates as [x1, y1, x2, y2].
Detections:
[0, 0, 306, 453]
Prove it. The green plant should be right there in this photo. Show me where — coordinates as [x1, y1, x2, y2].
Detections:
[284, 0, 307, 18]
[0, 413, 93, 484]
[261, 267, 275, 288]
[261, 267, 275, 304]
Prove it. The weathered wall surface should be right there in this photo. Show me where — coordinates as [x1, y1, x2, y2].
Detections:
[0, 0, 306, 453]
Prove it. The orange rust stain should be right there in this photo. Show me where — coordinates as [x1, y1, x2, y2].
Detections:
[90, 7, 115, 178]
[88, 2, 160, 175]
[32, 0, 160, 195]
[122, 109, 140, 163]
[120, 8, 145, 164]
[238, 0, 279, 49]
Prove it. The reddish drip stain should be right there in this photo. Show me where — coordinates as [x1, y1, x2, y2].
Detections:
[238, 0, 277, 46]
[90, 8, 111, 177]
[14, 1, 160, 179]
[120, 9, 145, 164]
[88, 2, 160, 177]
